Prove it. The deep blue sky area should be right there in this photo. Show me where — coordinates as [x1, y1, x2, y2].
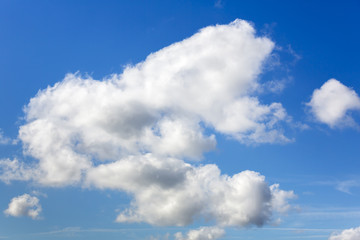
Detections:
[1, 1, 360, 240]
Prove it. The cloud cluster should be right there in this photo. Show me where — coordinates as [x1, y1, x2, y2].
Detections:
[175, 226, 225, 240]
[0, 20, 294, 228]
[329, 226, 360, 240]
[307, 79, 360, 128]
[4, 194, 42, 219]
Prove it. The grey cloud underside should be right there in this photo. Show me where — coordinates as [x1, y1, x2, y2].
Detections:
[1, 19, 295, 227]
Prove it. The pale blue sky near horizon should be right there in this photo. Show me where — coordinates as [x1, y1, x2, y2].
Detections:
[1, 1, 360, 239]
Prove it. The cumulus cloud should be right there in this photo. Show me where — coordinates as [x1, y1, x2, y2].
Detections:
[0, 19, 294, 229]
[329, 226, 360, 240]
[13, 19, 291, 186]
[4, 194, 42, 219]
[307, 79, 360, 128]
[175, 226, 225, 240]
[86, 155, 294, 227]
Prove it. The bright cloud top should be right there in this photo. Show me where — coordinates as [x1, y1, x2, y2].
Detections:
[307, 79, 360, 128]
[329, 226, 360, 240]
[4, 194, 42, 219]
[0, 19, 294, 228]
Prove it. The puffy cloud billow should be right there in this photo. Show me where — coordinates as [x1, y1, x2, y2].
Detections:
[0, 19, 295, 230]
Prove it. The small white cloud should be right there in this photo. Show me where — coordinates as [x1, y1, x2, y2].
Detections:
[4, 194, 42, 219]
[329, 226, 360, 240]
[307, 79, 360, 128]
[175, 226, 225, 240]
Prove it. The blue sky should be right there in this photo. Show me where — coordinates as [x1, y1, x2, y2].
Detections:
[1, 1, 360, 240]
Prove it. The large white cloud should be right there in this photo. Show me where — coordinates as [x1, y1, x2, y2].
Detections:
[4, 194, 42, 219]
[307, 79, 360, 128]
[0, 19, 294, 229]
[329, 226, 360, 240]
[14, 19, 290, 186]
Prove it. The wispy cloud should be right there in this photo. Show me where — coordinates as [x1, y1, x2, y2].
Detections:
[297, 207, 360, 219]
[261, 227, 340, 232]
[335, 180, 360, 194]
[0, 129, 17, 145]
[30, 227, 187, 236]
[214, 0, 224, 8]
[312, 178, 360, 194]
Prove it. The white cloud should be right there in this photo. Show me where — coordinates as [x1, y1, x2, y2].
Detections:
[86, 154, 295, 227]
[14, 19, 291, 186]
[0, 19, 294, 229]
[329, 226, 360, 240]
[175, 226, 225, 240]
[4, 194, 42, 219]
[307, 79, 360, 128]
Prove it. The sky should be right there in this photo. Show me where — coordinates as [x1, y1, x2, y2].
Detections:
[1, 0, 360, 239]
